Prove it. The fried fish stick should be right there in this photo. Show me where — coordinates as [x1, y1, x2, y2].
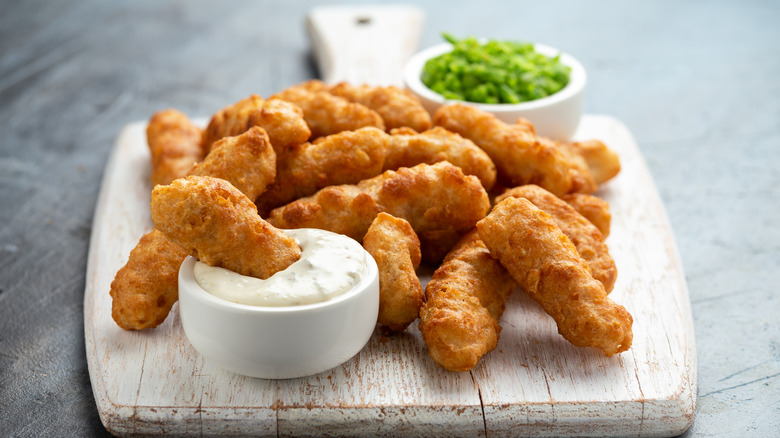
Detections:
[151, 176, 301, 279]
[371, 162, 490, 234]
[272, 81, 385, 138]
[561, 193, 612, 238]
[203, 94, 264, 150]
[110, 229, 190, 330]
[509, 118, 605, 190]
[111, 129, 279, 330]
[203, 95, 311, 152]
[255, 127, 388, 214]
[363, 213, 423, 332]
[477, 197, 632, 356]
[267, 162, 490, 242]
[419, 230, 515, 371]
[189, 126, 276, 201]
[496, 185, 617, 293]
[247, 98, 311, 153]
[433, 103, 596, 196]
[561, 139, 621, 184]
[385, 126, 497, 191]
[327, 82, 432, 132]
[269, 185, 381, 241]
[146, 109, 205, 186]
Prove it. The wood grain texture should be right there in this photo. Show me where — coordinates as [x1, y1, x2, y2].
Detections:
[84, 115, 696, 436]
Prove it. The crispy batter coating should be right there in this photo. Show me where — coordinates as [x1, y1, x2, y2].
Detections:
[514, 117, 537, 134]
[112, 128, 279, 330]
[371, 162, 490, 234]
[256, 127, 388, 215]
[477, 197, 633, 356]
[561, 139, 621, 185]
[189, 126, 276, 201]
[327, 82, 432, 132]
[203, 94, 264, 151]
[560, 146, 596, 192]
[385, 126, 497, 191]
[146, 109, 205, 186]
[203, 95, 311, 153]
[269, 185, 381, 242]
[561, 193, 612, 238]
[272, 81, 385, 138]
[247, 98, 311, 153]
[496, 185, 617, 293]
[433, 103, 596, 196]
[109, 229, 189, 330]
[363, 213, 423, 332]
[267, 162, 490, 242]
[289, 78, 329, 92]
[151, 176, 301, 279]
[419, 230, 515, 371]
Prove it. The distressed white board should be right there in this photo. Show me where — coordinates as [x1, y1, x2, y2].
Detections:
[306, 4, 425, 87]
[84, 115, 696, 437]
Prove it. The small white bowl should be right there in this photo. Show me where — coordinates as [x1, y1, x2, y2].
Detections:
[403, 41, 586, 141]
[178, 249, 379, 379]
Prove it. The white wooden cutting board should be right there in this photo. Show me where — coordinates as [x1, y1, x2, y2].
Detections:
[84, 113, 696, 437]
[85, 5, 695, 436]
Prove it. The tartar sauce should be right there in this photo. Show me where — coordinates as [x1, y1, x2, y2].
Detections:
[193, 228, 370, 307]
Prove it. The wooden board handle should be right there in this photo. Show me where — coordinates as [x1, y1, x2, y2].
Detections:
[306, 5, 425, 86]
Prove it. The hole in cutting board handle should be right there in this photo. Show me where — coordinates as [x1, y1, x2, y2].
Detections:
[306, 5, 425, 86]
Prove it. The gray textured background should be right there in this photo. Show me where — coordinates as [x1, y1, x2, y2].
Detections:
[1, 0, 778, 436]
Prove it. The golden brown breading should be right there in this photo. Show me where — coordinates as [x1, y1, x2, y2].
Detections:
[203, 95, 311, 153]
[327, 82, 432, 132]
[514, 117, 536, 134]
[477, 197, 633, 356]
[272, 81, 385, 138]
[267, 162, 490, 242]
[290, 79, 329, 92]
[371, 162, 490, 234]
[146, 109, 205, 186]
[189, 126, 276, 201]
[109, 229, 189, 330]
[561, 193, 612, 238]
[419, 230, 515, 371]
[434, 229, 515, 322]
[203, 94, 264, 151]
[246, 98, 311, 153]
[385, 126, 497, 191]
[433, 103, 596, 196]
[496, 185, 617, 293]
[363, 213, 423, 332]
[270, 185, 381, 242]
[151, 176, 301, 279]
[255, 127, 388, 215]
[112, 128, 279, 330]
[561, 139, 621, 185]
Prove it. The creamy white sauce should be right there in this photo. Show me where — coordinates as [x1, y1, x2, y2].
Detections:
[193, 228, 370, 307]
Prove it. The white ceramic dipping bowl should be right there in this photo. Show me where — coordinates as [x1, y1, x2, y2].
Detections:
[178, 245, 379, 379]
[403, 42, 586, 141]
